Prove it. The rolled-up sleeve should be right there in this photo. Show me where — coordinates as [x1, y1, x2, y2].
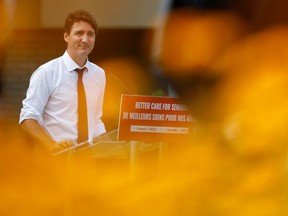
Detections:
[19, 68, 51, 125]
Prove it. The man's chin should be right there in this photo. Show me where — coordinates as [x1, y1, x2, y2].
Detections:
[78, 50, 91, 57]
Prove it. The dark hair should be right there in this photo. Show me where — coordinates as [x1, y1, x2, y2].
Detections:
[64, 10, 98, 34]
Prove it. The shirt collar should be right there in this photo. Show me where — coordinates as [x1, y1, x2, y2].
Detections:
[63, 51, 91, 72]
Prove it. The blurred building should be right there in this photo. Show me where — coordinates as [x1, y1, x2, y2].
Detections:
[2, 0, 288, 123]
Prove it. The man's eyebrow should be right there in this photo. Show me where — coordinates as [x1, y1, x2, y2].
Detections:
[74, 30, 84, 33]
[74, 30, 95, 34]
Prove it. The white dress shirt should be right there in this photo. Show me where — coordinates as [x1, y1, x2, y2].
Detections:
[19, 51, 106, 143]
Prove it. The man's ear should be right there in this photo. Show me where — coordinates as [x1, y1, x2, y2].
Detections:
[64, 32, 68, 43]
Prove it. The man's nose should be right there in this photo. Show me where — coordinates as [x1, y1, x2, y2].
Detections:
[81, 34, 88, 43]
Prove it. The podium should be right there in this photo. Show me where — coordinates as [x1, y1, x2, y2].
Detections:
[53, 129, 160, 171]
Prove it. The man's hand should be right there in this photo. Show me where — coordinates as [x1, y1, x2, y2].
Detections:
[50, 140, 75, 154]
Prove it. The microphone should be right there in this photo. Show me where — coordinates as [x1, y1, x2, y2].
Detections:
[107, 73, 130, 94]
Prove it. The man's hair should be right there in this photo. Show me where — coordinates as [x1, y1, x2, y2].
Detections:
[64, 10, 98, 34]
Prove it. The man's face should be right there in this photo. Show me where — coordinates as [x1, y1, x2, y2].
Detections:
[64, 21, 96, 60]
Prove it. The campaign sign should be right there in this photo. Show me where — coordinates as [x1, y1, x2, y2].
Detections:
[117, 94, 194, 142]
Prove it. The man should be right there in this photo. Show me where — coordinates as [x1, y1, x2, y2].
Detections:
[19, 10, 106, 154]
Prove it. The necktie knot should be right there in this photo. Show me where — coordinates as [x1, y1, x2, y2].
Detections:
[76, 67, 86, 78]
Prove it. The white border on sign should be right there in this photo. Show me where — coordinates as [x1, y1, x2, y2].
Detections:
[130, 125, 189, 134]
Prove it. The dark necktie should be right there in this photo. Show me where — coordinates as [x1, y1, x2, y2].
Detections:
[76, 68, 88, 143]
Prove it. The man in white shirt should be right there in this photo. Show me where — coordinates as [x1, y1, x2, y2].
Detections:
[19, 10, 106, 153]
